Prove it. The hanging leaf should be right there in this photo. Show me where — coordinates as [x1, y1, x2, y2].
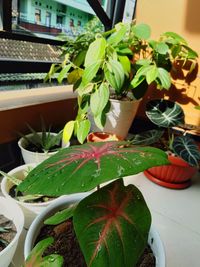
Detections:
[157, 68, 171, 89]
[107, 23, 129, 46]
[118, 55, 131, 76]
[90, 83, 109, 117]
[146, 65, 158, 85]
[133, 23, 151, 40]
[74, 179, 151, 267]
[73, 50, 87, 67]
[156, 42, 169, 55]
[172, 135, 200, 167]
[18, 141, 169, 196]
[146, 99, 185, 128]
[67, 69, 84, 84]
[82, 60, 102, 85]
[84, 37, 107, 68]
[162, 32, 188, 45]
[57, 63, 72, 84]
[104, 60, 125, 93]
[130, 129, 164, 145]
[77, 119, 91, 144]
[23, 237, 63, 267]
[63, 121, 75, 144]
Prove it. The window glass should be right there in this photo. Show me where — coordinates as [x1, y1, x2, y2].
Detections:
[11, 0, 107, 39]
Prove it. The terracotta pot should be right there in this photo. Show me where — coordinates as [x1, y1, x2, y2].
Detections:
[87, 132, 123, 142]
[88, 99, 141, 139]
[144, 155, 197, 189]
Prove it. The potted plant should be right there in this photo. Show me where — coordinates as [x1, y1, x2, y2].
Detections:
[47, 21, 198, 143]
[0, 196, 24, 267]
[0, 164, 90, 228]
[0, 164, 55, 228]
[18, 120, 70, 164]
[17, 141, 169, 266]
[130, 99, 200, 189]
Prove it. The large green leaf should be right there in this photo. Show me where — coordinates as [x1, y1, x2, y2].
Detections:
[18, 141, 169, 196]
[73, 179, 151, 267]
[130, 129, 164, 145]
[90, 83, 109, 117]
[23, 237, 63, 267]
[157, 68, 171, 89]
[132, 23, 151, 40]
[146, 99, 185, 128]
[172, 135, 200, 167]
[77, 119, 91, 144]
[107, 23, 129, 46]
[104, 60, 125, 93]
[57, 63, 72, 84]
[82, 60, 102, 85]
[84, 37, 106, 68]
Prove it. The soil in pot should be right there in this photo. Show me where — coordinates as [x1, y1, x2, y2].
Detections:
[35, 218, 155, 267]
[25, 143, 61, 153]
[9, 185, 54, 203]
[0, 215, 16, 252]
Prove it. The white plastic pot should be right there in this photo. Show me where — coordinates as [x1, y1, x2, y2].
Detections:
[89, 99, 141, 139]
[24, 195, 165, 267]
[0, 196, 24, 267]
[18, 132, 70, 164]
[1, 164, 56, 228]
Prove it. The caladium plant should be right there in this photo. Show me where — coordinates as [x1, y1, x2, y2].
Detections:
[20, 141, 169, 267]
[131, 99, 200, 167]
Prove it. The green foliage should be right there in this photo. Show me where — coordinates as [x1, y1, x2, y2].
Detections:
[133, 99, 200, 167]
[23, 237, 63, 267]
[46, 21, 198, 143]
[19, 118, 62, 153]
[18, 141, 169, 196]
[73, 180, 151, 267]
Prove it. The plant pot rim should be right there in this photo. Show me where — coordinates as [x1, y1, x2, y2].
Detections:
[0, 196, 24, 257]
[18, 132, 70, 155]
[24, 195, 165, 267]
[1, 164, 55, 208]
[109, 98, 142, 103]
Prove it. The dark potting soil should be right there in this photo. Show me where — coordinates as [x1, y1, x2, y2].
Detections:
[36, 218, 155, 267]
[25, 143, 60, 153]
[0, 214, 16, 252]
[9, 185, 54, 203]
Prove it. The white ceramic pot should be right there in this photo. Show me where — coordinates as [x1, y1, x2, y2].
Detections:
[89, 98, 141, 139]
[24, 195, 165, 267]
[18, 132, 70, 164]
[0, 196, 24, 267]
[1, 164, 56, 228]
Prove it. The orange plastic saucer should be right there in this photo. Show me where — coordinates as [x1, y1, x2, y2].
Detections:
[144, 170, 191, 189]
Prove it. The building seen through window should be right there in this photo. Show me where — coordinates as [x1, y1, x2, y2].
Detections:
[11, 0, 107, 39]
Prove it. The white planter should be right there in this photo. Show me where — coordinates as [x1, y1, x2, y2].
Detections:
[0, 196, 24, 267]
[89, 99, 141, 139]
[24, 195, 165, 267]
[1, 164, 56, 228]
[18, 132, 70, 164]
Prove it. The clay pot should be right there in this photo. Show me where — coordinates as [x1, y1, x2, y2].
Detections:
[144, 155, 197, 189]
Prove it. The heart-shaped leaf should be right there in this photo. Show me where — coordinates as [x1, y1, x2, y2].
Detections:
[146, 99, 185, 128]
[73, 179, 151, 267]
[172, 135, 200, 167]
[130, 129, 164, 145]
[18, 141, 169, 196]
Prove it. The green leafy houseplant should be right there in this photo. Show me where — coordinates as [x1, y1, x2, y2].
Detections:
[130, 99, 200, 168]
[19, 141, 169, 266]
[47, 21, 198, 144]
[18, 123, 62, 154]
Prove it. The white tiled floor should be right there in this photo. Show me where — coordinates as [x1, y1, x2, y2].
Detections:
[3, 170, 200, 267]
